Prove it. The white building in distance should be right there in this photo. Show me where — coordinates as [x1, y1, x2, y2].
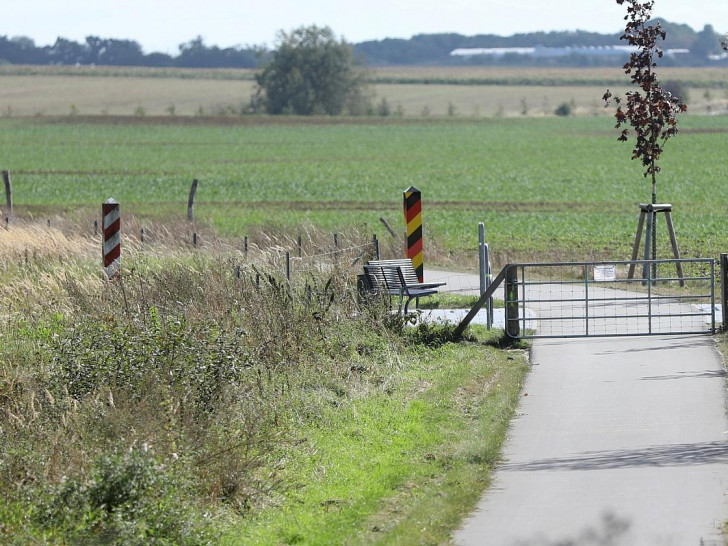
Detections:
[450, 45, 690, 58]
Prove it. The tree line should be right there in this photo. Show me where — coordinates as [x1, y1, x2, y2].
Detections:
[0, 35, 262, 68]
[1, 20, 725, 69]
[354, 21, 726, 66]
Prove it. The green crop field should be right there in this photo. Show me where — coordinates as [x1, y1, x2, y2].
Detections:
[1, 114, 727, 265]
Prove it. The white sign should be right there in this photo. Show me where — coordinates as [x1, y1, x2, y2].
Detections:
[594, 265, 616, 282]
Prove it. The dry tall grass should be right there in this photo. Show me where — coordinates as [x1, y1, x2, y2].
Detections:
[0, 220, 408, 541]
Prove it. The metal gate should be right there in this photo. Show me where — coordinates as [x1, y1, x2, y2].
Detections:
[504, 258, 716, 339]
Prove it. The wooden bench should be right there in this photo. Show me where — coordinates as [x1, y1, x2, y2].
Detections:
[362, 263, 444, 314]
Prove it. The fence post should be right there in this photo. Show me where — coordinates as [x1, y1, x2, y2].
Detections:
[298, 235, 302, 258]
[102, 198, 121, 279]
[505, 265, 520, 338]
[372, 234, 380, 260]
[478, 223, 486, 295]
[485, 243, 493, 329]
[379, 217, 398, 240]
[721, 253, 728, 330]
[187, 179, 198, 221]
[403, 186, 423, 282]
[244, 236, 248, 260]
[2, 170, 12, 218]
[286, 251, 291, 281]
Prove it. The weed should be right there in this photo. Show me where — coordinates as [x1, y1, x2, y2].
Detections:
[33, 448, 215, 544]
[405, 321, 474, 347]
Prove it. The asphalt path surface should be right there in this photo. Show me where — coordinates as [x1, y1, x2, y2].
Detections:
[423, 269, 728, 545]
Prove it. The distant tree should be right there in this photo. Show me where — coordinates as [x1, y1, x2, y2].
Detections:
[662, 80, 689, 103]
[85, 36, 145, 65]
[691, 24, 722, 60]
[256, 25, 370, 115]
[0, 35, 47, 64]
[143, 52, 174, 67]
[47, 38, 86, 65]
[176, 36, 259, 68]
[176, 36, 216, 67]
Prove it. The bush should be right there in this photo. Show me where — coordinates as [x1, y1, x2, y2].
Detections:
[377, 97, 391, 117]
[554, 102, 572, 117]
[34, 449, 214, 544]
[662, 80, 690, 103]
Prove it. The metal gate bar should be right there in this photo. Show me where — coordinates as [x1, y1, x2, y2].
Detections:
[505, 258, 715, 339]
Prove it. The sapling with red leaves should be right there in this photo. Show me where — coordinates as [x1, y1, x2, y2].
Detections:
[603, 0, 687, 208]
[604, 0, 687, 269]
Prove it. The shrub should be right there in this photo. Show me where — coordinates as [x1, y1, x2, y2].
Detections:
[377, 97, 391, 117]
[554, 102, 572, 117]
[662, 80, 689, 103]
[34, 448, 215, 544]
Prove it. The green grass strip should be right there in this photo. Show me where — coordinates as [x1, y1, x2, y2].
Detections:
[224, 327, 529, 544]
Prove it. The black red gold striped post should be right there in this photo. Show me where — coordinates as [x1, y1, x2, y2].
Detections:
[102, 198, 121, 279]
[403, 186, 424, 282]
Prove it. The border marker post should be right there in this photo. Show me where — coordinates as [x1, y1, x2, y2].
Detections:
[102, 198, 121, 279]
[403, 186, 424, 282]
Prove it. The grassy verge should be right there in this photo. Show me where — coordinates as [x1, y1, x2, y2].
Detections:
[224, 326, 529, 545]
[0, 225, 529, 544]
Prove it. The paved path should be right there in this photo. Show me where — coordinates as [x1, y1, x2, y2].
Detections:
[424, 270, 728, 545]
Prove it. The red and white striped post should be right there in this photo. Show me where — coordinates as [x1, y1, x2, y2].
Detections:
[102, 198, 121, 278]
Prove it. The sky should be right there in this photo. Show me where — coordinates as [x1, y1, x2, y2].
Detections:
[5, 0, 728, 54]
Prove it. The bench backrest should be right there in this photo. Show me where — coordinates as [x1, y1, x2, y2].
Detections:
[363, 264, 408, 292]
[366, 259, 419, 286]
